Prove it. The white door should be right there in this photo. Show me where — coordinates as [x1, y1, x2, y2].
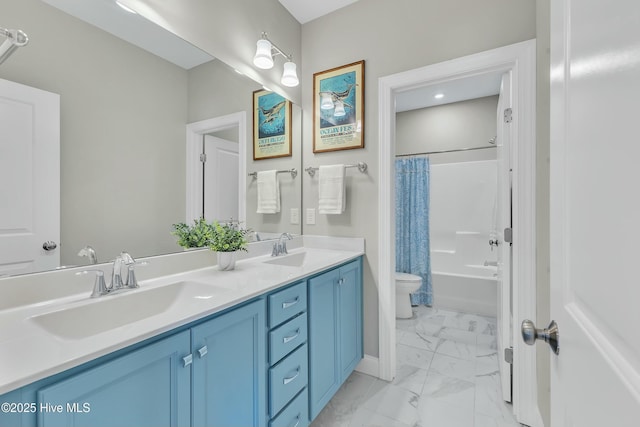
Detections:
[495, 72, 513, 402]
[0, 78, 59, 276]
[549, 0, 640, 425]
[203, 135, 239, 223]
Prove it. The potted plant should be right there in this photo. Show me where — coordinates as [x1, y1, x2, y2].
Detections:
[171, 217, 215, 249]
[209, 221, 250, 270]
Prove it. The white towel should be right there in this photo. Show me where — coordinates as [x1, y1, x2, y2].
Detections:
[257, 170, 280, 214]
[318, 164, 346, 214]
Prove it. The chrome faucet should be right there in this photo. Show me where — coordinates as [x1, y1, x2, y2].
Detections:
[119, 251, 139, 289]
[78, 245, 98, 264]
[76, 270, 108, 298]
[272, 233, 293, 257]
[79, 251, 143, 298]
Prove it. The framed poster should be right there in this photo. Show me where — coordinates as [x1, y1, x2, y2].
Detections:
[253, 89, 292, 160]
[313, 60, 364, 153]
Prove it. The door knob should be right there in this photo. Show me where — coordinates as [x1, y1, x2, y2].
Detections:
[521, 319, 559, 355]
[42, 241, 57, 251]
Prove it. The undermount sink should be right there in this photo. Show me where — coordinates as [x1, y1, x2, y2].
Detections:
[29, 281, 229, 340]
[263, 251, 308, 268]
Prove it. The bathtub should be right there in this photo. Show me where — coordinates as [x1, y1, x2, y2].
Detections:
[431, 265, 497, 317]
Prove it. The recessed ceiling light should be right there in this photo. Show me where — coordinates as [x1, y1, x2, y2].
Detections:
[115, 1, 137, 14]
[434, 93, 444, 99]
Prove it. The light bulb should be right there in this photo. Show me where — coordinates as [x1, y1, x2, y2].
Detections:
[253, 39, 274, 69]
[281, 61, 299, 87]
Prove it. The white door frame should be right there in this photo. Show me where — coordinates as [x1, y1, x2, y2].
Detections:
[185, 112, 246, 224]
[378, 40, 540, 426]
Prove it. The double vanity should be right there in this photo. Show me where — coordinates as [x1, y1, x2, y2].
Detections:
[0, 236, 364, 427]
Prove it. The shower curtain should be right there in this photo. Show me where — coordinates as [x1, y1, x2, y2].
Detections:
[395, 157, 433, 305]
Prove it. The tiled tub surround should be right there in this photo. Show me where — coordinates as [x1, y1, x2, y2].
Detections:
[0, 235, 364, 395]
[311, 306, 521, 427]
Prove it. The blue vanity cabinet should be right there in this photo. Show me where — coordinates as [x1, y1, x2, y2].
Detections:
[191, 298, 267, 427]
[36, 330, 191, 427]
[0, 255, 363, 427]
[308, 258, 363, 421]
[267, 281, 309, 427]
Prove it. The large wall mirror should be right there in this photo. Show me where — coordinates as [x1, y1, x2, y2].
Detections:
[0, 0, 302, 276]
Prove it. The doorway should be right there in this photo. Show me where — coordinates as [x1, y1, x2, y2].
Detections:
[185, 112, 246, 225]
[378, 40, 540, 426]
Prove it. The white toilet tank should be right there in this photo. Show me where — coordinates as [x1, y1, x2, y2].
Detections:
[395, 272, 422, 291]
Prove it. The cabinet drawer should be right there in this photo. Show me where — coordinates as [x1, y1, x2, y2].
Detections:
[269, 282, 307, 327]
[269, 344, 308, 417]
[269, 388, 309, 427]
[269, 314, 307, 365]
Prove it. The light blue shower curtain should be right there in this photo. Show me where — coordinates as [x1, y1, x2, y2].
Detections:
[395, 157, 433, 306]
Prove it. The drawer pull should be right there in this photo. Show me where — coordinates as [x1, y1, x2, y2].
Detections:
[282, 297, 299, 309]
[289, 415, 300, 427]
[283, 329, 300, 344]
[283, 367, 300, 385]
[197, 345, 208, 358]
[182, 354, 193, 367]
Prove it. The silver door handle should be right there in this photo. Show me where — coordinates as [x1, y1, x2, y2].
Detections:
[488, 239, 499, 251]
[521, 319, 559, 355]
[42, 241, 57, 251]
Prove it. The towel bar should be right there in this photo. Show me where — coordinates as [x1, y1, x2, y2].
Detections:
[248, 168, 297, 179]
[305, 162, 367, 177]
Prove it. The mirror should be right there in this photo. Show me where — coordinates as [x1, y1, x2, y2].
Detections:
[0, 0, 302, 275]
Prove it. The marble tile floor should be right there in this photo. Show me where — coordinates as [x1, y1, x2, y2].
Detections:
[310, 306, 522, 427]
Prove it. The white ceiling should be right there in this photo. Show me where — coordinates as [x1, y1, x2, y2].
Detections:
[43, 0, 501, 110]
[395, 72, 503, 112]
[42, 0, 213, 69]
[278, 0, 359, 24]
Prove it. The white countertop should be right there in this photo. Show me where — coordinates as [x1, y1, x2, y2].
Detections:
[0, 237, 364, 395]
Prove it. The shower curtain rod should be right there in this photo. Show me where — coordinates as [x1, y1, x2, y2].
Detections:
[395, 144, 496, 157]
[0, 27, 29, 66]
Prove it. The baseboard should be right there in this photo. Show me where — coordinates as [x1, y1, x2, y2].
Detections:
[355, 354, 379, 378]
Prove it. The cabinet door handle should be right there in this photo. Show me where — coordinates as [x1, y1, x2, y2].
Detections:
[338, 278, 344, 285]
[282, 297, 299, 309]
[283, 329, 300, 344]
[283, 367, 300, 385]
[289, 415, 300, 427]
[182, 354, 193, 367]
[197, 345, 208, 358]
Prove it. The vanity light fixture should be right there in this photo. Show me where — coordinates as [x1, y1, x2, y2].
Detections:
[0, 27, 28, 66]
[253, 32, 299, 87]
[115, 0, 138, 14]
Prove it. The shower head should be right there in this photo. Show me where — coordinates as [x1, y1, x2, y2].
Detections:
[0, 28, 29, 66]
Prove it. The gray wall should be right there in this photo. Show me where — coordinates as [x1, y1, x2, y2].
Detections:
[188, 59, 304, 235]
[396, 96, 499, 162]
[1, 0, 187, 265]
[301, 0, 536, 359]
[1, 0, 299, 267]
[121, 0, 302, 105]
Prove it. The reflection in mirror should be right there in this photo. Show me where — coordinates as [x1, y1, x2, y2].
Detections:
[0, 0, 301, 276]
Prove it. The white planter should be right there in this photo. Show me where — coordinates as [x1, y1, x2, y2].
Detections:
[216, 251, 238, 271]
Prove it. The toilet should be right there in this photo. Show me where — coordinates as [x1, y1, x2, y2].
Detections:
[395, 272, 423, 319]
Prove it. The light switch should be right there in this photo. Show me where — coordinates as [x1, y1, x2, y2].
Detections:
[290, 208, 299, 225]
[306, 208, 316, 225]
